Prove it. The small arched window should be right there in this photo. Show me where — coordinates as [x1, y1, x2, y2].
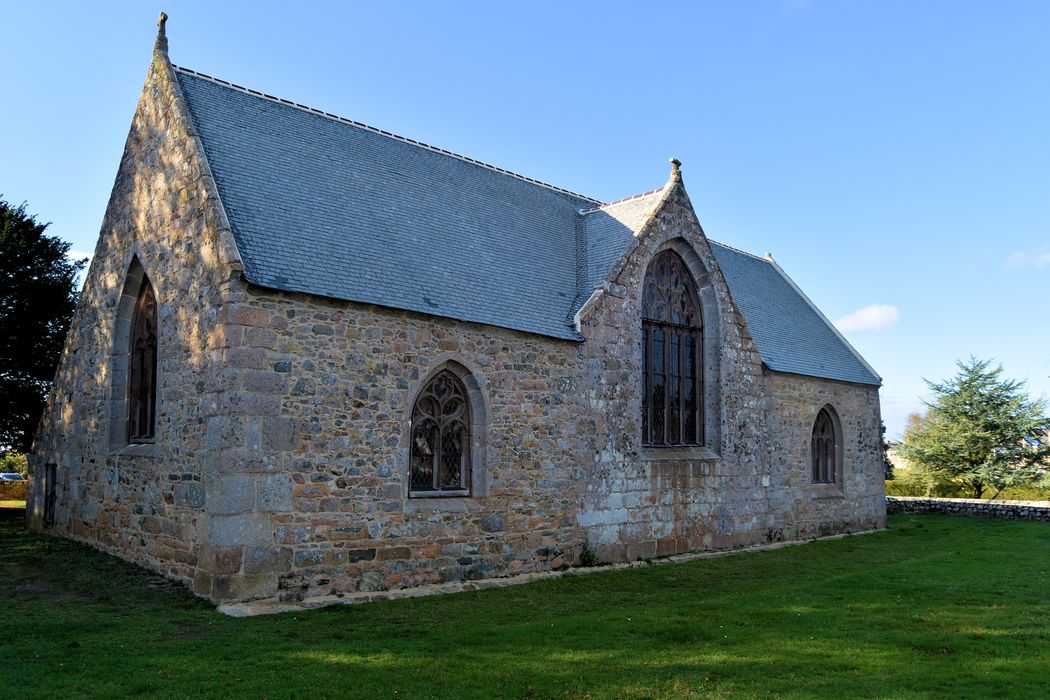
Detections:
[410, 370, 471, 495]
[811, 407, 836, 483]
[127, 277, 158, 443]
[642, 250, 704, 446]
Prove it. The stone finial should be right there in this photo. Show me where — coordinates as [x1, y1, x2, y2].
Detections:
[155, 12, 169, 55]
[669, 157, 682, 181]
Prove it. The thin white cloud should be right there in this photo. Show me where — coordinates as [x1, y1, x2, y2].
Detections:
[834, 304, 900, 333]
[1004, 250, 1050, 270]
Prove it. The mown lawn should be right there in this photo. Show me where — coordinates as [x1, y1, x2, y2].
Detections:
[1, 507, 1047, 699]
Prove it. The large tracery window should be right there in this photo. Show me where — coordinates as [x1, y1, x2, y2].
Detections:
[642, 250, 703, 446]
[127, 278, 158, 443]
[410, 370, 471, 495]
[811, 407, 836, 483]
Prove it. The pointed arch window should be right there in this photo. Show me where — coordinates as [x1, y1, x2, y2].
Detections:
[410, 370, 471, 495]
[811, 407, 836, 483]
[127, 278, 158, 443]
[642, 250, 703, 446]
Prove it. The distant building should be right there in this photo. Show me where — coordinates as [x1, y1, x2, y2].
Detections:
[28, 16, 885, 604]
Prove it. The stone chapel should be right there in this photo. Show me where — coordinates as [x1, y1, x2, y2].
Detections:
[28, 16, 886, 605]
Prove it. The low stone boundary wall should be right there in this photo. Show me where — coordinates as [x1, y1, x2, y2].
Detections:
[0, 481, 27, 501]
[887, 496, 1050, 521]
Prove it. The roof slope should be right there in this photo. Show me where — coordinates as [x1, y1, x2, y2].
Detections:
[579, 190, 664, 294]
[175, 68, 595, 340]
[710, 244, 881, 386]
[172, 66, 878, 385]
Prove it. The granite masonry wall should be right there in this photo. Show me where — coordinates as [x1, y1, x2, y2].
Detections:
[764, 373, 886, 540]
[28, 47, 886, 606]
[27, 46, 242, 588]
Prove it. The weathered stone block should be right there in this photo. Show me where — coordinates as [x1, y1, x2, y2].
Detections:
[205, 475, 255, 514]
[480, 514, 504, 532]
[173, 482, 205, 508]
[211, 573, 279, 602]
[262, 416, 296, 451]
[257, 474, 293, 512]
[199, 544, 243, 574]
[209, 514, 272, 547]
[243, 545, 293, 574]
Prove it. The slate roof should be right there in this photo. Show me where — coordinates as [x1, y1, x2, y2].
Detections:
[175, 68, 595, 341]
[710, 244, 881, 386]
[172, 65, 879, 386]
[579, 190, 665, 294]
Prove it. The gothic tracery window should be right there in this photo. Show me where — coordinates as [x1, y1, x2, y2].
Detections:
[127, 278, 158, 443]
[642, 250, 703, 446]
[811, 407, 836, 483]
[410, 370, 471, 495]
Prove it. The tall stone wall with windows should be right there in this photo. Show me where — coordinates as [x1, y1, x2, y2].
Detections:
[27, 47, 241, 587]
[763, 372, 886, 539]
[207, 283, 587, 602]
[573, 181, 778, 561]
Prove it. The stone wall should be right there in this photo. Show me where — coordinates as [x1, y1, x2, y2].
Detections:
[573, 181, 774, 560]
[199, 281, 586, 602]
[27, 46, 240, 587]
[764, 373, 886, 539]
[887, 496, 1050, 521]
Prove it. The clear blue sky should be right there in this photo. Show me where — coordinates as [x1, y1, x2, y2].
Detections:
[3, 1, 1048, 438]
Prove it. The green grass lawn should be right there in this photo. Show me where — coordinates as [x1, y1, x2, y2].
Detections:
[1, 506, 1047, 699]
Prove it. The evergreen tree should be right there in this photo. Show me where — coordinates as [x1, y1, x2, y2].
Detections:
[900, 358, 1050, 498]
[0, 198, 86, 452]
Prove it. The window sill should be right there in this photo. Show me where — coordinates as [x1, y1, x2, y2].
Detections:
[808, 482, 844, 499]
[640, 446, 719, 462]
[404, 495, 480, 514]
[112, 443, 158, 458]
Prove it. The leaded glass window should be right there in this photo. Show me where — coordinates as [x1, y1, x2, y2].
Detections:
[127, 278, 158, 443]
[642, 251, 703, 446]
[410, 370, 470, 495]
[811, 407, 836, 483]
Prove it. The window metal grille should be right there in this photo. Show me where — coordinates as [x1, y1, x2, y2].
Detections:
[410, 370, 470, 494]
[642, 251, 703, 446]
[127, 279, 158, 443]
[811, 407, 836, 483]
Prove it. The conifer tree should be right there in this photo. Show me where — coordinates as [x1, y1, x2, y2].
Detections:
[901, 358, 1050, 498]
[0, 198, 86, 453]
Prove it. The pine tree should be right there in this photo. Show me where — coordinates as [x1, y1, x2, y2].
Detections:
[900, 358, 1050, 498]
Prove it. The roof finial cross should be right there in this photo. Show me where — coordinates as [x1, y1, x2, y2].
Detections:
[155, 11, 169, 55]
[669, 157, 682, 182]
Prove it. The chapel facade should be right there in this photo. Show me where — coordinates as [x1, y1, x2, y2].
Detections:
[27, 18, 886, 604]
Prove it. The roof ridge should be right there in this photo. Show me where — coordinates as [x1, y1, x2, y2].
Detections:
[172, 65, 604, 206]
[578, 187, 663, 215]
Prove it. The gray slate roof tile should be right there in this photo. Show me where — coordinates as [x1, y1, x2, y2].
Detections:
[173, 66, 879, 385]
[710, 243, 880, 386]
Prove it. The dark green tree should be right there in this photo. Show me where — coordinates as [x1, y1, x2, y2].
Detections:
[900, 358, 1050, 498]
[880, 420, 894, 480]
[0, 198, 86, 453]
